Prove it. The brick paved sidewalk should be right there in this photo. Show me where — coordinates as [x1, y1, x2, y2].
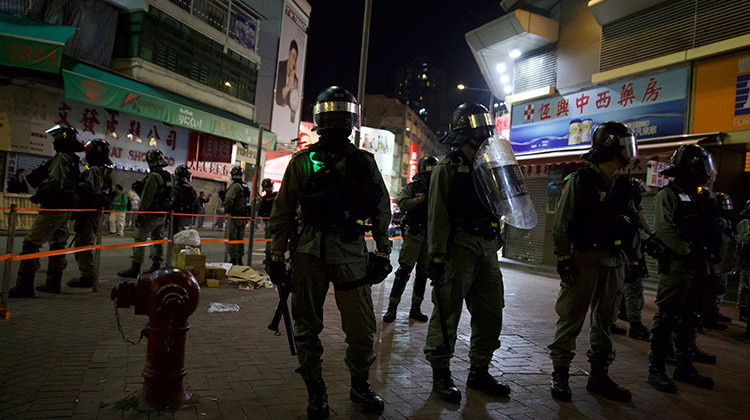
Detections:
[1, 258, 749, 419]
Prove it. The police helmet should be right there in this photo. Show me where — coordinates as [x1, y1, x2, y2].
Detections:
[47, 124, 84, 153]
[440, 103, 494, 147]
[741, 199, 750, 218]
[312, 86, 360, 133]
[581, 121, 637, 164]
[83, 138, 113, 167]
[174, 164, 191, 180]
[418, 156, 438, 173]
[660, 144, 716, 183]
[261, 178, 273, 189]
[230, 166, 244, 181]
[715, 192, 733, 212]
[146, 149, 168, 168]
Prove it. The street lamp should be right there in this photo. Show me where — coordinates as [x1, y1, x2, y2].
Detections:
[456, 83, 494, 110]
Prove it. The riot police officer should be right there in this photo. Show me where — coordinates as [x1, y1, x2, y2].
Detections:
[172, 164, 199, 232]
[10, 124, 83, 297]
[268, 86, 392, 417]
[648, 144, 718, 393]
[68, 139, 112, 288]
[383, 155, 437, 323]
[549, 121, 638, 402]
[117, 149, 172, 277]
[223, 166, 249, 265]
[738, 200, 750, 324]
[424, 103, 509, 404]
[257, 178, 277, 219]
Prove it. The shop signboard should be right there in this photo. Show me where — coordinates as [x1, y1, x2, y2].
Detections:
[271, 0, 309, 145]
[187, 132, 233, 182]
[0, 85, 189, 170]
[510, 67, 689, 154]
[297, 121, 319, 150]
[693, 51, 750, 132]
[407, 143, 419, 182]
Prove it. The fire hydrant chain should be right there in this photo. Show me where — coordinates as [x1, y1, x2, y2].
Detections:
[114, 299, 143, 345]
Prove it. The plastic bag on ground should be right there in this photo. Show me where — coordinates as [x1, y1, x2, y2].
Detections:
[207, 303, 240, 313]
[174, 229, 201, 246]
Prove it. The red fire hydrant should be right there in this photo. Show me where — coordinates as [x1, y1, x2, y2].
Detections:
[111, 268, 200, 407]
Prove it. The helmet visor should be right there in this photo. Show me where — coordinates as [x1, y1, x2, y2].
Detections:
[619, 134, 638, 160]
[705, 153, 717, 177]
[466, 112, 494, 129]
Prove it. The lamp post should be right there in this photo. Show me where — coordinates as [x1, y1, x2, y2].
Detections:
[457, 84, 495, 111]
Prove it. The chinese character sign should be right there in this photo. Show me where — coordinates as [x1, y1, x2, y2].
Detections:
[408, 143, 420, 182]
[510, 67, 689, 154]
[693, 52, 750, 132]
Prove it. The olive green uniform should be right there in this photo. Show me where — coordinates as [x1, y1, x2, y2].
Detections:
[223, 181, 248, 263]
[423, 151, 505, 370]
[73, 166, 105, 279]
[269, 145, 391, 381]
[620, 233, 646, 324]
[14, 152, 78, 293]
[387, 180, 430, 308]
[131, 171, 167, 265]
[548, 166, 628, 370]
[649, 185, 707, 365]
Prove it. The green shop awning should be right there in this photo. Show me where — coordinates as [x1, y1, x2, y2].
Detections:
[0, 14, 76, 73]
[62, 61, 277, 149]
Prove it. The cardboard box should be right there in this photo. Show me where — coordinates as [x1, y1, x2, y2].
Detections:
[205, 279, 220, 288]
[172, 244, 201, 262]
[205, 266, 227, 281]
[176, 252, 206, 285]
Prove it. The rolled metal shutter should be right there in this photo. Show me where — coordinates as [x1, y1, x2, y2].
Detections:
[513, 44, 557, 94]
[504, 177, 549, 264]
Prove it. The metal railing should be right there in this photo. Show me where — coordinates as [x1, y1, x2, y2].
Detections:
[167, 0, 259, 52]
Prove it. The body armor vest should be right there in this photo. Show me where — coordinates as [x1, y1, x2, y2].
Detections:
[298, 142, 383, 235]
[227, 181, 249, 216]
[172, 178, 197, 213]
[568, 168, 636, 252]
[446, 151, 499, 238]
[258, 191, 277, 218]
[31, 152, 81, 208]
[402, 178, 428, 233]
[147, 169, 173, 211]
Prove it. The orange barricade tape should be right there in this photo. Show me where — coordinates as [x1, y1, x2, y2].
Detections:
[99, 239, 169, 251]
[11, 244, 99, 261]
[0, 253, 12, 261]
[200, 238, 229, 243]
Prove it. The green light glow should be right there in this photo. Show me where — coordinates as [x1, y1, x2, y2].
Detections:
[309, 152, 324, 173]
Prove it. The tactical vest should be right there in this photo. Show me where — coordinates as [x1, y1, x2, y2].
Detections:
[401, 178, 429, 233]
[669, 185, 713, 251]
[298, 142, 383, 235]
[31, 152, 81, 208]
[145, 169, 173, 211]
[446, 151, 500, 238]
[76, 167, 108, 210]
[568, 168, 636, 252]
[257, 191, 277, 218]
[227, 181, 249, 216]
[172, 178, 197, 213]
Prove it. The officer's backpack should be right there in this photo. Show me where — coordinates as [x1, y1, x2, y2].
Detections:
[26, 160, 51, 189]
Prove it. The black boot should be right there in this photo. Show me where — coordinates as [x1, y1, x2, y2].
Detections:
[432, 369, 461, 404]
[691, 346, 717, 365]
[36, 274, 61, 294]
[383, 301, 398, 323]
[647, 363, 677, 393]
[586, 368, 631, 402]
[117, 262, 142, 278]
[9, 270, 35, 298]
[144, 261, 161, 274]
[550, 366, 572, 401]
[409, 301, 428, 323]
[467, 365, 510, 397]
[67, 276, 94, 288]
[673, 364, 714, 389]
[628, 322, 650, 341]
[609, 324, 627, 335]
[304, 378, 329, 419]
[350, 376, 384, 414]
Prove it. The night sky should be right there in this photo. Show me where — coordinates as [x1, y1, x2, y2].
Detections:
[300, 0, 505, 127]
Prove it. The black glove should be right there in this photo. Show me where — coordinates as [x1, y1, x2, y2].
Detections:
[556, 254, 575, 286]
[368, 252, 393, 285]
[427, 254, 446, 284]
[266, 253, 289, 292]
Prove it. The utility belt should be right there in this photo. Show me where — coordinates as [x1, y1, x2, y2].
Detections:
[452, 218, 500, 240]
[307, 219, 370, 242]
[404, 220, 426, 235]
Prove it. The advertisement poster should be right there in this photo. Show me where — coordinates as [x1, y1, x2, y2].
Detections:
[693, 51, 750, 133]
[297, 121, 319, 150]
[510, 67, 689, 154]
[360, 127, 395, 195]
[0, 85, 188, 170]
[271, 0, 309, 145]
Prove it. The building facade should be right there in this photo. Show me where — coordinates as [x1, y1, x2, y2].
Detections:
[466, 0, 750, 285]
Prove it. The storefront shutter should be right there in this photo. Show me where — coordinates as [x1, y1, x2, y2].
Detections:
[503, 177, 549, 265]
